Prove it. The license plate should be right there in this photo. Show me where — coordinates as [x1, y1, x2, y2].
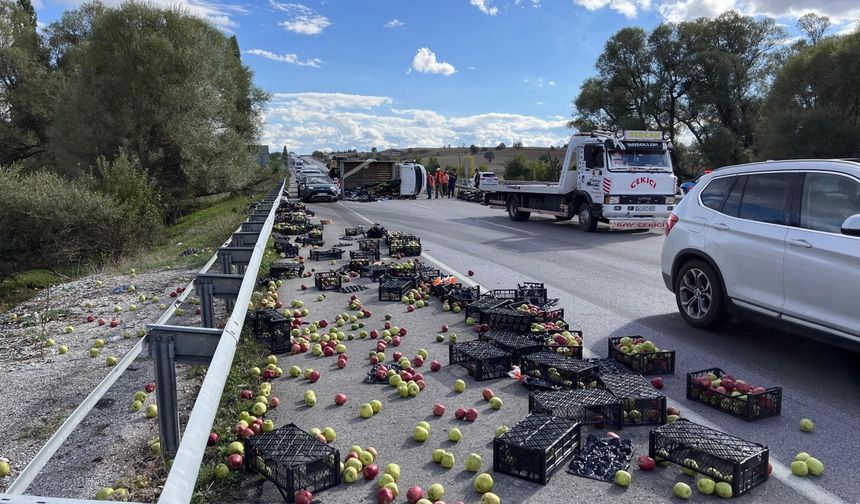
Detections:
[610, 220, 665, 230]
[635, 205, 656, 212]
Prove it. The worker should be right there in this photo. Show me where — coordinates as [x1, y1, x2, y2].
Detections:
[440, 171, 449, 198]
[474, 172, 480, 189]
[435, 169, 445, 198]
[447, 170, 457, 198]
[427, 171, 435, 199]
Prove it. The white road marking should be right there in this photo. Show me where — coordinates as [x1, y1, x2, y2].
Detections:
[414, 203, 432, 209]
[476, 219, 538, 236]
[341, 202, 846, 504]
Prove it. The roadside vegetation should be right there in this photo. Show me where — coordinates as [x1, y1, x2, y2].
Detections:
[0, 0, 274, 310]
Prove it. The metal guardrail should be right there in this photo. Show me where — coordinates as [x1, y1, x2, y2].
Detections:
[0, 179, 286, 504]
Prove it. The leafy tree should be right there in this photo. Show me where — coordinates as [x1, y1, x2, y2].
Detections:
[503, 153, 531, 180]
[425, 156, 440, 172]
[513, 141, 523, 149]
[483, 150, 495, 163]
[469, 144, 479, 155]
[496, 142, 506, 150]
[312, 150, 326, 159]
[797, 12, 830, 45]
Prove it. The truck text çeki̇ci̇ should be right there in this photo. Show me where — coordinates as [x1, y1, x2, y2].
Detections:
[480, 130, 678, 231]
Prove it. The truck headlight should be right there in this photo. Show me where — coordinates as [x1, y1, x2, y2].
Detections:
[665, 196, 675, 205]
[604, 195, 620, 204]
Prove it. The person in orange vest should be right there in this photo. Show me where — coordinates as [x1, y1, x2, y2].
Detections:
[435, 169, 445, 198]
[440, 171, 449, 198]
[426, 171, 435, 199]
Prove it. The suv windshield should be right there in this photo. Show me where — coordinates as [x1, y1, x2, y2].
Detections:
[305, 177, 329, 185]
[607, 150, 671, 173]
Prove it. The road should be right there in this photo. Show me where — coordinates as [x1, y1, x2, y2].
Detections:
[264, 158, 860, 504]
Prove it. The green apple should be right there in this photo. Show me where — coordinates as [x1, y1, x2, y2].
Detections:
[359, 403, 374, 418]
[667, 414, 680, 423]
[58, 345, 68, 354]
[305, 394, 317, 407]
[489, 397, 503, 409]
[228, 441, 244, 455]
[432, 448, 445, 464]
[413, 425, 429, 442]
[715, 482, 733, 498]
[799, 418, 814, 432]
[454, 379, 466, 393]
[466, 453, 482, 472]
[417, 348, 428, 359]
[95, 487, 114, 500]
[674, 482, 692, 499]
[64, 325, 74, 333]
[614, 470, 631, 487]
[94, 338, 105, 348]
[466, 317, 476, 326]
[441, 452, 455, 469]
[384, 482, 399, 498]
[214, 463, 229, 479]
[398, 382, 409, 397]
[378, 474, 395, 488]
[384, 463, 401, 481]
[696, 477, 715, 495]
[146, 405, 158, 418]
[481, 493, 501, 504]
[407, 382, 420, 396]
[304, 368, 314, 379]
[343, 466, 359, 483]
[44, 338, 56, 348]
[806, 457, 824, 476]
[495, 426, 509, 438]
[346, 458, 363, 473]
[449, 333, 458, 342]
[105, 356, 118, 367]
[427, 483, 444, 501]
[417, 421, 431, 432]
[89, 347, 99, 358]
[474, 472, 494, 493]
[323, 427, 336, 442]
[370, 400, 383, 413]
[358, 451, 374, 467]
[448, 428, 462, 442]
[131, 400, 143, 412]
[262, 419, 274, 432]
[389, 375, 402, 387]
[794, 452, 810, 461]
[436, 334, 445, 342]
[134, 391, 147, 402]
[791, 460, 809, 476]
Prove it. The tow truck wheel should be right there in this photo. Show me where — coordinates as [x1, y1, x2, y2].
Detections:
[577, 203, 597, 232]
[507, 196, 530, 221]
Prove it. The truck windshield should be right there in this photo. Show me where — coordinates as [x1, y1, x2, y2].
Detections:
[607, 150, 671, 172]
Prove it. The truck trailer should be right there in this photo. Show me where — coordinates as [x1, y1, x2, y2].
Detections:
[482, 130, 678, 231]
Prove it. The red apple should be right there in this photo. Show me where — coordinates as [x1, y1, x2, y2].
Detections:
[415, 379, 426, 390]
[650, 377, 664, 389]
[177, 287, 185, 293]
[335, 393, 348, 406]
[392, 336, 401, 346]
[468, 270, 475, 276]
[370, 355, 380, 365]
[430, 360, 441, 372]
[269, 397, 280, 408]
[295, 489, 313, 504]
[363, 309, 372, 317]
[384, 322, 392, 330]
[300, 342, 309, 352]
[399, 327, 407, 336]
[606, 432, 621, 440]
[433, 403, 446, 416]
[393, 351, 402, 361]
[370, 329, 379, 339]
[291, 344, 301, 354]
[482, 388, 495, 400]
[767, 463, 773, 476]
[309, 370, 320, 383]
[240, 389, 254, 400]
[169, 291, 178, 298]
[377, 488, 395, 504]
[666, 406, 680, 416]
[346, 451, 359, 461]
[300, 284, 308, 290]
[98, 318, 106, 326]
[465, 408, 478, 421]
[319, 319, 328, 328]
[196, 307, 202, 315]
[337, 359, 347, 369]
[413, 356, 424, 367]
[412, 373, 425, 382]
[400, 370, 413, 382]
[241, 428, 255, 438]
[377, 342, 387, 352]
[263, 369, 276, 380]
[226, 453, 243, 470]
[407, 305, 415, 312]
[144, 382, 156, 393]
[406, 485, 424, 504]
[87, 314, 95, 323]
[441, 324, 449, 332]
[323, 346, 334, 357]
[110, 319, 119, 328]
[207, 432, 219, 446]
[594, 414, 605, 429]
[454, 407, 466, 420]
[250, 423, 262, 434]
[363, 464, 379, 480]
[637, 455, 656, 471]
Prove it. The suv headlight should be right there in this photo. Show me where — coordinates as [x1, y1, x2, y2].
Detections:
[664, 196, 675, 205]
[604, 195, 620, 204]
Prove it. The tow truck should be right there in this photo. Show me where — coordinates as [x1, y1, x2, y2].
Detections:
[482, 130, 678, 231]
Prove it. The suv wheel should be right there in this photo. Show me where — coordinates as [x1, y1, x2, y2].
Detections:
[674, 260, 727, 328]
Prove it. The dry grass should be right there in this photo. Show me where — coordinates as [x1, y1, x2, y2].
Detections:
[378, 146, 562, 174]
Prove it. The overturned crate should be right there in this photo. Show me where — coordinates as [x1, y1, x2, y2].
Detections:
[449, 339, 513, 381]
[344, 226, 365, 237]
[518, 282, 549, 304]
[314, 271, 342, 291]
[379, 277, 415, 302]
[350, 249, 381, 262]
[246, 309, 291, 354]
[309, 248, 345, 261]
[244, 423, 341, 503]
[521, 351, 598, 388]
[295, 235, 324, 247]
[358, 238, 380, 252]
[361, 264, 388, 281]
[649, 419, 769, 497]
[529, 388, 623, 430]
[274, 238, 300, 257]
[599, 373, 667, 427]
[479, 330, 543, 364]
[493, 413, 580, 485]
[607, 336, 676, 375]
[686, 368, 782, 422]
[445, 285, 481, 306]
[464, 297, 511, 323]
[270, 259, 304, 280]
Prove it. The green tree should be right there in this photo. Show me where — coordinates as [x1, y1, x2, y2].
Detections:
[425, 156, 440, 172]
[757, 32, 860, 159]
[797, 12, 830, 45]
[469, 144, 479, 155]
[503, 153, 531, 180]
[483, 151, 495, 163]
[312, 150, 326, 160]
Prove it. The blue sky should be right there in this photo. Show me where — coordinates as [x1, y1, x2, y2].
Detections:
[32, 0, 860, 153]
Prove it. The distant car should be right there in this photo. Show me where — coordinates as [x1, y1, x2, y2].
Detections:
[299, 176, 338, 202]
[471, 171, 498, 188]
[662, 159, 860, 347]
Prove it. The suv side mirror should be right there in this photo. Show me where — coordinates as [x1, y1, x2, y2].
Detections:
[842, 214, 860, 237]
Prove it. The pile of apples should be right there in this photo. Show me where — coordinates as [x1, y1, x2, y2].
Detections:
[515, 303, 548, 317]
[258, 281, 282, 309]
[381, 350, 429, 398]
[340, 445, 381, 484]
[441, 300, 463, 313]
[530, 321, 565, 333]
[545, 331, 583, 356]
[614, 336, 661, 355]
[688, 370, 775, 417]
[401, 287, 431, 310]
[233, 379, 278, 438]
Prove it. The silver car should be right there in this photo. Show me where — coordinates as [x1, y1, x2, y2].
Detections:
[661, 160, 860, 347]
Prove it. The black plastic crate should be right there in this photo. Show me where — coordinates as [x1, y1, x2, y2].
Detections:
[348, 258, 369, 272]
[385, 232, 417, 245]
[490, 289, 519, 300]
[448, 340, 513, 381]
[365, 224, 386, 238]
[479, 330, 544, 364]
[365, 361, 403, 384]
[521, 351, 598, 388]
[686, 368, 782, 421]
[536, 330, 585, 359]
[599, 373, 667, 427]
[350, 249, 380, 262]
[417, 266, 442, 280]
[493, 413, 580, 485]
[529, 388, 623, 429]
[345, 226, 364, 236]
[295, 235, 324, 246]
[274, 238, 300, 257]
[508, 303, 565, 323]
[649, 419, 769, 497]
[246, 309, 291, 354]
[358, 238, 380, 252]
[361, 264, 388, 281]
[314, 271, 342, 291]
[445, 285, 481, 306]
[274, 222, 307, 235]
[479, 307, 531, 332]
[585, 358, 634, 376]
[388, 237, 422, 257]
[244, 423, 340, 503]
[387, 262, 418, 278]
[309, 248, 344, 261]
[379, 277, 415, 302]
[465, 297, 511, 322]
[518, 282, 548, 304]
[270, 259, 304, 279]
[607, 336, 676, 375]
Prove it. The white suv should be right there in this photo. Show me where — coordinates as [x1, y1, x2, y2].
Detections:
[661, 160, 860, 347]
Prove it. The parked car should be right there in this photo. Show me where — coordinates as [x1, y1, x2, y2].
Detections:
[299, 175, 338, 202]
[470, 171, 499, 188]
[661, 159, 860, 347]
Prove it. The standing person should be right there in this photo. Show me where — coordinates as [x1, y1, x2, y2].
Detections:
[448, 170, 457, 198]
[474, 172, 480, 189]
[440, 171, 449, 198]
[426, 171, 434, 199]
[435, 169, 444, 198]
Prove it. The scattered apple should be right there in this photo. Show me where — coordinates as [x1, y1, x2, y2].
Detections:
[433, 403, 446, 416]
[448, 428, 462, 442]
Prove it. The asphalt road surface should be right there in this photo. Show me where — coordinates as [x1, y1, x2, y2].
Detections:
[260, 159, 859, 504]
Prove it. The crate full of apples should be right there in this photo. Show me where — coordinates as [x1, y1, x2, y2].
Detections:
[686, 368, 782, 421]
[608, 336, 676, 375]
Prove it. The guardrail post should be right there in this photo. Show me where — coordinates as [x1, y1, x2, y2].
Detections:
[196, 278, 216, 328]
[150, 332, 180, 457]
[241, 221, 264, 233]
[231, 231, 260, 247]
[218, 247, 254, 276]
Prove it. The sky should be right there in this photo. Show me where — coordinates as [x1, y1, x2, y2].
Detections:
[31, 0, 860, 153]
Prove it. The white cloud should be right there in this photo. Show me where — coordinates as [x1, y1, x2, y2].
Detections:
[515, 0, 542, 6]
[656, 0, 860, 23]
[48, 0, 245, 29]
[409, 47, 456, 76]
[548, 80, 557, 86]
[271, 1, 331, 35]
[525, 77, 556, 88]
[573, 0, 650, 18]
[384, 19, 405, 28]
[244, 49, 323, 68]
[470, 0, 499, 15]
[259, 92, 569, 152]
